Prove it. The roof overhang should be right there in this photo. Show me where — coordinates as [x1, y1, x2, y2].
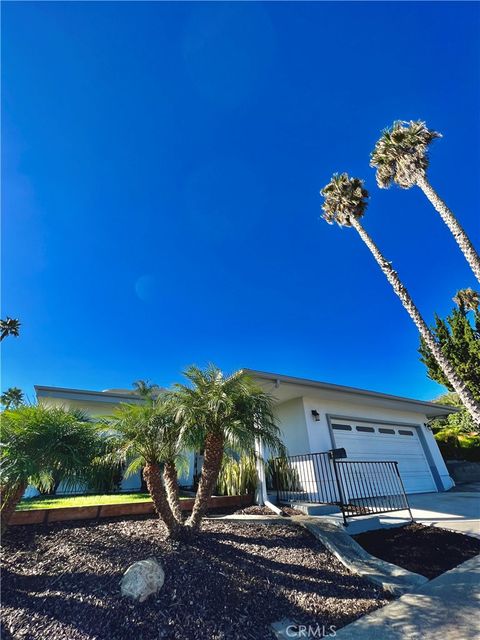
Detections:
[241, 369, 458, 418]
[35, 385, 146, 405]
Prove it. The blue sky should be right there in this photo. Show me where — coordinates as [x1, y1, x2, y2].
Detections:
[2, 1, 479, 402]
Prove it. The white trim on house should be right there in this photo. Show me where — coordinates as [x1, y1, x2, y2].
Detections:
[241, 369, 458, 418]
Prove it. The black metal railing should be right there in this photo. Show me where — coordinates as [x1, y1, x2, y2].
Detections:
[271, 452, 339, 505]
[272, 451, 413, 525]
[333, 460, 413, 522]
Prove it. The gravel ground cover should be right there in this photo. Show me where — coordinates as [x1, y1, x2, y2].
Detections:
[354, 523, 480, 579]
[1, 517, 388, 640]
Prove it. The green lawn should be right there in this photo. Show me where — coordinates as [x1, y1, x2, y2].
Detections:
[17, 492, 153, 511]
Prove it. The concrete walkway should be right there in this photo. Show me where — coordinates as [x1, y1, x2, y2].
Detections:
[335, 554, 480, 639]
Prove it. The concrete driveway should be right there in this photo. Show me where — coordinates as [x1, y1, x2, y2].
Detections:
[335, 554, 480, 640]
[319, 483, 480, 536]
[408, 483, 480, 538]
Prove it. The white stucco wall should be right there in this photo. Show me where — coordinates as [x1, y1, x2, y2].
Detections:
[275, 393, 453, 492]
[274, 397, 310, 456]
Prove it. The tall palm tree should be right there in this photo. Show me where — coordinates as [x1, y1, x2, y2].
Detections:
[0, 317, 21, 342]
[453, 288, 479, 314]
[0, 405, 100, 534]
[100, 398, 185, 537]
[370, 120, 480, 283]
[172, 365, 286, 530]
[320, 173, 480, 426]
[0, 387, 25, 410]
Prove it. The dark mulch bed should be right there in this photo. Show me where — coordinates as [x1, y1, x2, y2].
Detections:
[1, 517, 388, 640]
[354, 523, 480, 580]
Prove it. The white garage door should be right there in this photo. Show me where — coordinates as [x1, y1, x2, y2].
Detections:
[331, 419, 437, 494]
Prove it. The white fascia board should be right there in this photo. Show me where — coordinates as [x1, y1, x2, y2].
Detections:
[241, 369, 458, 417]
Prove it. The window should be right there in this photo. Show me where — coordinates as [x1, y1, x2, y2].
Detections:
[332, 423, 352, 431]
[399, 430, 414, 436]
[356, 426, 374, 433]
[379, 428, 395, 434]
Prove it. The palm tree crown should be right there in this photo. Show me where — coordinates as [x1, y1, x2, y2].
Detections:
[370, 120, 441, 189]
[320, 173, 369, 226]
[0, 387, 25, 410]
[1, 404, 101, 533]
[0, 317, 21, 341]
[453, 288, 479, 314]
[101, 397, 184, 477]
[132, 379, 160, 400]
[1, 405, 98, 493]
[172, 365, 285, 458]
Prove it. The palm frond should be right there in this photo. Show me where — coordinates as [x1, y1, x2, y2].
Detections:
[370, 120, 441, 189]
[320, 173, 369, 227]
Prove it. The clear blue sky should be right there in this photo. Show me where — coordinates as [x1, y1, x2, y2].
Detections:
[2, 1, 479, 402]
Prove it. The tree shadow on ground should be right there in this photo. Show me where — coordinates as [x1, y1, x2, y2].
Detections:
[1, 518, 388, 640]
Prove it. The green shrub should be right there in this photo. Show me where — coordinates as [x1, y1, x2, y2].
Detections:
[266, 457, 300, 492]
[215, 455, 257, 496]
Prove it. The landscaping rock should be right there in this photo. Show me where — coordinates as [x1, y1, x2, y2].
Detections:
[120, 558, 165, 602]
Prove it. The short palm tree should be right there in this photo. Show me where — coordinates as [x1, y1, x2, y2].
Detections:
[371, 121, 480, 283]
[0, 317, 21, 342]
[0, 387, 25, 410]
[100, 398, 186, 537]
[0, 405, 100, 534]
[172, 365, 286, 529]
[320, 173, 480, 426]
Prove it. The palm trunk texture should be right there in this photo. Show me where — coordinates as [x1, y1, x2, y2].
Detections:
[417, 175, 480, 284]
[187, 431, 224, 529]
[163, 461, 182, 523]
[350, 216, 480, 426]
[143, 463, 180, 537]
[1, 483, 27, 537]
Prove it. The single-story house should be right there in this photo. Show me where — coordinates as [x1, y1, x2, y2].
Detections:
[33, 369, 456, 499]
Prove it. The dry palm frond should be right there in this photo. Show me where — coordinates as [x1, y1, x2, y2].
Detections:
[320, 173, 369, 226]
[370, 120, 441, 188]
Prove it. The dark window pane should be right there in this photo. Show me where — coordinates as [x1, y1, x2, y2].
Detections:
[379, 428, 395, 434]
[356, 426, 374, 432]
[399, 430, 414, 436]
[332, 424, 352, 431]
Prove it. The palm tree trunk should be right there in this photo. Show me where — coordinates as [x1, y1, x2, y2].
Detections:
[416, 175, 480, 284]
[1, 483, 27, 536]
[186, 431, 224, 530]
[350, 216, 480, 426]
[163, 461, 182, 523]
[143, 463, 181, 538]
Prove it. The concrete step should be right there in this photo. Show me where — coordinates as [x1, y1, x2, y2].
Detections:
[289, 502, 341, 516]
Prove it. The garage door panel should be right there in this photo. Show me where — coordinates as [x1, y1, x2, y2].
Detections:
[331, 420, 437, 494]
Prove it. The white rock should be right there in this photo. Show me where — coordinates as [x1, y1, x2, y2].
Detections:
[120, 558, 165, 602]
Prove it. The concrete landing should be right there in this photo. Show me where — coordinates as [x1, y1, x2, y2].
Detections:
[292, 516, 428, 596]
[335, 554, 480, 639]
